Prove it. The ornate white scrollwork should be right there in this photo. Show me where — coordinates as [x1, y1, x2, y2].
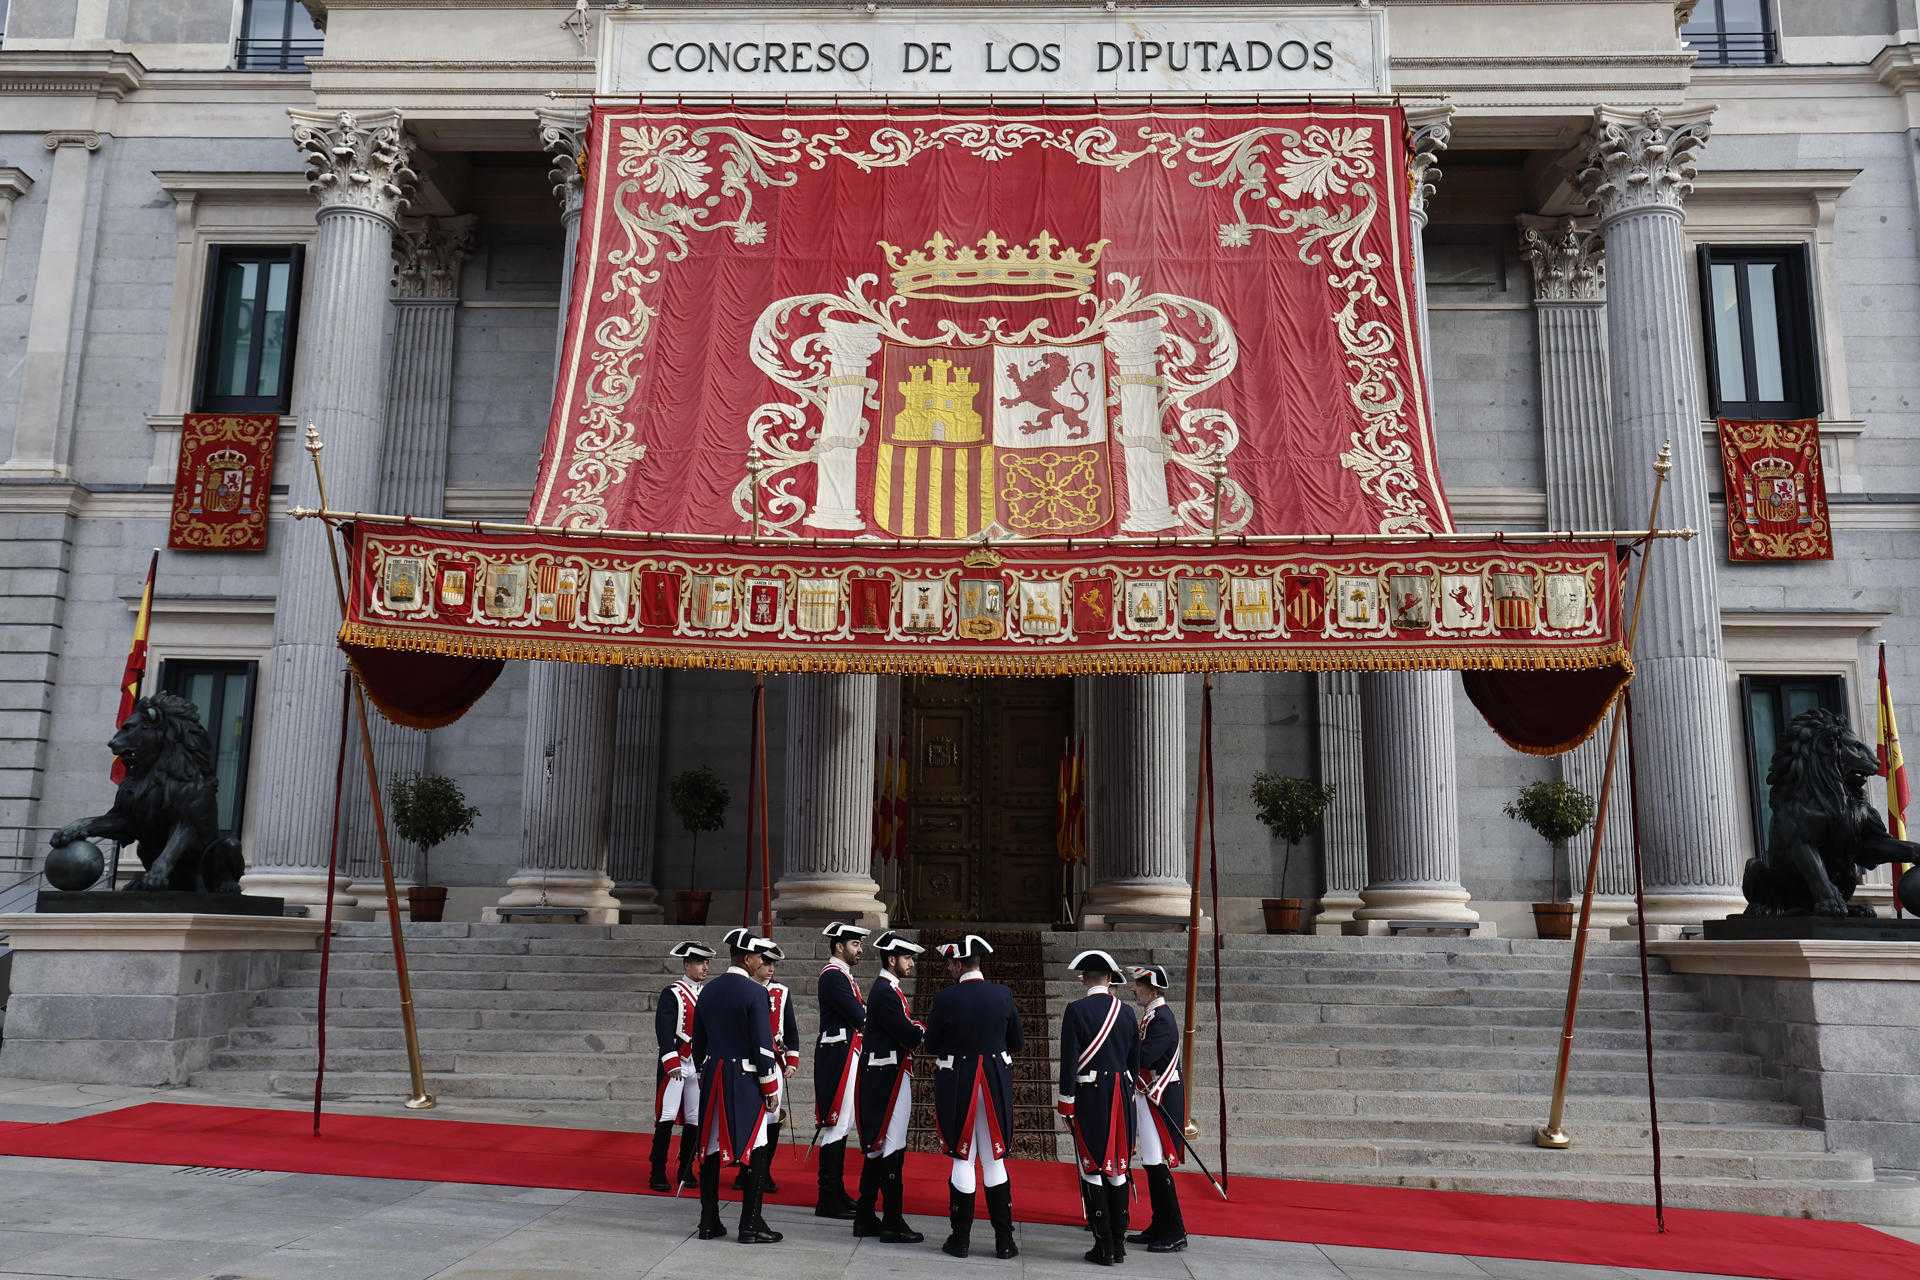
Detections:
[1579, 106, 1713, 223]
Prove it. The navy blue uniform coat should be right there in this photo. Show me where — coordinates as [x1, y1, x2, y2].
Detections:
[814, 960, 865, 1126]
[691, 968, 779, 1165]
[1058, 990, 1138, 1177]
[923, 974, 1023, 1160]
[854, 972, 923, 1157]
[1131, 999, 1186, 1167]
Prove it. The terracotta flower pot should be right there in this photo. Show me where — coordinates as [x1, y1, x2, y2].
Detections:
[673, 889, 713, 926]
[1261, 897, 1305, 934]
[406, 885, 448, 924]
[1532, 901, 1576, 940]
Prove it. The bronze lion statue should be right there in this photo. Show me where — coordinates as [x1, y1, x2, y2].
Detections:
[49, 692, 246, 894]
[1740, 708, 1920, 917]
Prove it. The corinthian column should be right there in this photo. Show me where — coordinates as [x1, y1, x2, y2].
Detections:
[244, 110, 415, 910]
[775, 674, 888, 926]
[1580, 107, 1744, 928]
[498, 111, 623, 924]
[1519, 216, 1635, 926]
[342, 215, 474, 907]
[806, 319, 882, 531]
[1082, 675, 1191, 927]
[1312, 672, 1367, 932]
[1351, 104, 1478, 932]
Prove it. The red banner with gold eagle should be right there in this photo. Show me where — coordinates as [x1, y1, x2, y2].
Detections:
[1715, 417, 1833, 562]
[168, 413, 277, 551]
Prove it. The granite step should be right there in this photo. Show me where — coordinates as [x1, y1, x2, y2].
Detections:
[1208, 1137, 1873, 1181]
[1229, 1116, 1829, 1152]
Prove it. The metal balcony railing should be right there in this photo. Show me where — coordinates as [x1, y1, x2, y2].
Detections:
[1686, 30, 1779, 66]
[234, 37, 323, 71]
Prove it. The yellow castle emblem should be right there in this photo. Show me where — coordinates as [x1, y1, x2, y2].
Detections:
[893, 358, 984, 443]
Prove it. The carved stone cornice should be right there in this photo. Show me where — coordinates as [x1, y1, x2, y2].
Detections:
[1405, 103, 1454, 227]
[1578, 106, 1713, 223]
[1518, 216, 1606, 303]
[289, 108, 417, 222]
[42, 130, 103, 153]
[538, 108, 588, 216]
[391, 214, 475, 300]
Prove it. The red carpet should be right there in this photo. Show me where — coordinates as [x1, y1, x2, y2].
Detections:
[0, 1103, 1913, 1280]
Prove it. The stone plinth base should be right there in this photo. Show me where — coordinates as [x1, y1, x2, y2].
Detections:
[37, 891, 284, 916]
[771, 876, 888, 929]
[1703, 915, 1920, 942]
[0, 913, 323, 1086]
[492, 870, 620, 925]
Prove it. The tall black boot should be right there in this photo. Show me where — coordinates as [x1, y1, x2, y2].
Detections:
[763, 1122, 781, 1193]
[676, 1123, 698, 1190]
[941, 1184, 974, 1258]
[1105, 1181, 1130, 1264]
[1145, 1165, 1187, 1253]
[696, 1153, 726, 1240]
[1125, 1164, 1160, 1245]
[737, 1144, 783, 1244]
[851, 1149, 884, 1237]
[1082, 1181, 1113, 1266]
[815, 1139, 856, 1219]
[878, 1152, 924, 1244]
[648, 1121, 674, 1193]
[1080, 1179, 1099, 1233]
[984, 1180, 1018, 1260]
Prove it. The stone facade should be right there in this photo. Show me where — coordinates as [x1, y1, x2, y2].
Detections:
[3, 3, 1920, 934]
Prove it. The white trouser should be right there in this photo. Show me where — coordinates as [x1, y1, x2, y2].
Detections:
[949, 1106, 1008, 1194]
[821, 1057, 858, 1144]
[659, 1071, 701, 1126]
[880, 1078, 911, 1157]
[1132, 1094, 1165, 1165]
[706, 1100, 770, 1158]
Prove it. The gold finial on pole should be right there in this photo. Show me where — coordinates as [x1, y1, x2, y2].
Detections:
[1535, 442, 1673, 1150]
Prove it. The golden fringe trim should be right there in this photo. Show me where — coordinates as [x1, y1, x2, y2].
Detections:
[339, 621, 1631, 679]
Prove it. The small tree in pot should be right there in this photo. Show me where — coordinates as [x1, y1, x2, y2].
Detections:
[668, 765, 729, 925]
[388, 773, 479, 923]
[1250, 773, 1336, 934]
[1504, 777, 1596, 940]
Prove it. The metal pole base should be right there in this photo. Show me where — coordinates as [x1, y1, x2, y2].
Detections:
[405, 1094, 438, 1111]
[1534, 1125, 1570, 1150]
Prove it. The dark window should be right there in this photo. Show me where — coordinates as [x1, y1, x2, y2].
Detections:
[236, 0, 323, 70]
[158, 659, 258, 838]
[1697, 245, 1821, 421]
[1682, 0, 1778, 66]
[194, 245, 303, 414]
[1740, 674, 1847, 845]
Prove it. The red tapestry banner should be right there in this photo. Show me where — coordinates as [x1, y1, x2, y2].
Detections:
[1716, 418, 1833, 562]
[531, 102, 1449, 541]
[338, 519, 1627, 677]
[168, 413, 277, 551]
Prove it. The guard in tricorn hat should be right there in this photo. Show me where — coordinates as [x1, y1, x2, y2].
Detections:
[691, 933, 783, 1244]
[852, 930, 926, 1244]
[734, 941, 800, 1194]
[923, 933, 1023, 1259]
[1125, 964, 1188, 1253]
[650, 940, 713, 1192]
[813, 921, 870, 1219]
[1058, 949, 1138, 1266]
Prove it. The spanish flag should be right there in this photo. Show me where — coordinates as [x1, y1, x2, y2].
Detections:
[112, 549, 159, 784]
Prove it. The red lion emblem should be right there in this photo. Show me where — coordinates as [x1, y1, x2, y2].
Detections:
[1000, 352, 1096, 439]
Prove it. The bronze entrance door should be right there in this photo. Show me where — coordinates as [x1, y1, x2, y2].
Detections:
[901, 676, 1071, 924]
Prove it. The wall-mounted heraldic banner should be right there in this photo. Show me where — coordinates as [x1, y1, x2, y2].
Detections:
[338, 103, 1631, 749]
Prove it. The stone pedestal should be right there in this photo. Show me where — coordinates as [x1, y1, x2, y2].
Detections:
[1082, 675, 1192, 927]
[775, 674, 888, 926]
[0, 913, 322, 1086]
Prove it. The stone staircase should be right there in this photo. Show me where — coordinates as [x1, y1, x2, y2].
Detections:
[187, 923, 1920, 1224]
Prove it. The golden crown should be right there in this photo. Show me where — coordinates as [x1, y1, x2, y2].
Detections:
[962, 546, 1004, 570]
[878, 231, 1108, 303]
[1750, 456, 1796, 479]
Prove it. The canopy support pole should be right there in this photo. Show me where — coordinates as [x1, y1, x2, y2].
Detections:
[1624, 694, 1667, 1230]
[1179, 671, 1213, 1142]
[311, 665, 352, 1135]
[1201, 673, 1229, 1191]
[1535, 443, 1672, 1150]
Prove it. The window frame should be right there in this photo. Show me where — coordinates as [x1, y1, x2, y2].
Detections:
[192, 243, 305, 415]
[1737, 673, 1848, 848]
[235, 0, 325, 71]
[1696, 243, 1822, 421]
[157, 657, 261, 839]
[1682, 0, 1780, 67]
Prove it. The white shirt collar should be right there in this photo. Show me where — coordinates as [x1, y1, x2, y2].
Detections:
[878, 970, 901, 987]
[826, 956, 851, 975]
[1147, 996, 1167, 1011]
[1086, 983, 1111, 996]
[958, 970, 984, 983]
[726, 965, 749, 978]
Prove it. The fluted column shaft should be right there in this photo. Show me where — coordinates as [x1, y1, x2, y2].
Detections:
[1312, 671, 1368, 931]
[245, 111, 414, 908]
[775, 673, 887, 926]
[1083, 674, 1191, 926]
[1583, 108, 1744, 925]
[609, 668, 666, 918]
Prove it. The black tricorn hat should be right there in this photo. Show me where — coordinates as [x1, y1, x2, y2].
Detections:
[1070, 949, 1124, 979]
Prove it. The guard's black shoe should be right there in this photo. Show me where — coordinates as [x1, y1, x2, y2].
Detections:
[851, 1208, 883, 1238]
[941, 1185, 973, 1259]
[814, 1186, 857, 1220]
[697, 1217, 727, 1241]
[649, 1172, 672, 1193]
[877, 1217, 925, 1245]
[737, 1222, 783, 1244]
[1147, 1235, 1188, 1253]
[1083, 1190, 1113, 1266]
[985, 1182, 1018, 1259]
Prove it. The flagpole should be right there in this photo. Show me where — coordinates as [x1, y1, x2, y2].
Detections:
[1535, 443, 1672, 1150]
[757, 674, 772, 937]
[303, 425, 435, 1111]
[1179, 671, 1213, 1140]
[742, 674, 763, 928]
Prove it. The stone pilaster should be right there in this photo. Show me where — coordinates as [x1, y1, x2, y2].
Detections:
[1350, 104, 1474, 932]
[498, 110, 625, 923]
[775, 674, 888, 926]
[1580, 107, 1744, 928]
[244, 110, 415, 910]
[1312, 672, 1367, 932]
[609, 668, 666, 919]
[1520, 216, 1635, 927]
[1083, 675, 1192, 927]
[342, 215, 474, 906]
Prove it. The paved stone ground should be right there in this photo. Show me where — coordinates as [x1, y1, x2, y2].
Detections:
[0, 1077, 1904, 1280]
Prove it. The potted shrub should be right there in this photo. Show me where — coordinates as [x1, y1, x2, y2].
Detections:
[388, 772, 480, 923]
[668, 765, 729, 925]
[1249, 773, 1336, 934]
[1504, 778, 1596, 940]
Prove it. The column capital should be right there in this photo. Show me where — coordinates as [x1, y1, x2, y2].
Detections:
[42, 130, 103, 153]
[391, 214, 476, 300]
[1518, 216, 1606, 303]
[538, 108, 588, 217]
[1405, 103, 1453, 228]
[1578, 106, 1712, 224]
[290, 108, 417, 223]
[1672, 1, 1700, 31]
